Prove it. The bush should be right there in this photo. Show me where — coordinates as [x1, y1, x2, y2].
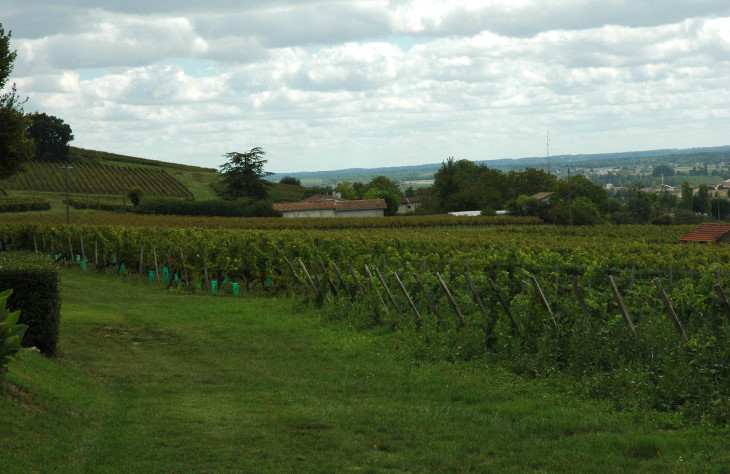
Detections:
[0, 196, 51, 212]
[0, 289, 28, 379]
[0, 253, 60, 357]
[135, 197, 282, 217]
[66, 197, 129, 212]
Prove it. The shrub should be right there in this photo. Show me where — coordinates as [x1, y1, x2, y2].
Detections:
[0, 253, 60, 357]
[0, 289, 28, 379]
[0, 196, 51, 212]
[66, 197, 129, 211]
[135, 197, 282, 217]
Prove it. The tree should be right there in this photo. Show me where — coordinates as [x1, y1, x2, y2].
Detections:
[652, 163, 675, 177]
[219, 147, 273, 200]
[0, 25, 34, 180]
[127, 186, 143, 207]
[693, 183, 710, 214]
[26, 112, 74, 162]
[279, 176, 301, 186]
[363, 175, 401, 197]
[679, 180, 694, 210]
[363, 188, 399, 216]
[334, 181, 356, 200]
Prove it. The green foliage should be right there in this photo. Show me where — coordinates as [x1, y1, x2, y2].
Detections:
[278, 176, 301, 186]
[26, 112, 74, 162]
[652, 163, 675, 177]
[219, 147, 272, 200]
[66, 196, 129, 212]
[363, 175, 401, 197]
[334, 181, 356, 200]
[0, 253, 60, 356]
[0, 196, 50, 212]
[429, 158, 557, 213]
[362, 188, 399, 216]
[127, 186, 143, 207]
[0, 25, 34, 181]
[0, 289, 27, 378]
[135, 197, 281, 217]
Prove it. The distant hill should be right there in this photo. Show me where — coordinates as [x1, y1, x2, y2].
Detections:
[268, 145, 730, 186]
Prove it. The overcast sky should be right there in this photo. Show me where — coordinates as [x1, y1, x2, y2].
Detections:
[1, 1, 729, 173]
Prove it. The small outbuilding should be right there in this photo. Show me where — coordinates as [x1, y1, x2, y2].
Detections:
[273, 199, 387, 218]
[680, 223, 730, 243]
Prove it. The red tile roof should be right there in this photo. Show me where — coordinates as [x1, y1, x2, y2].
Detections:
[680, 223, 730, 242]
[274, 199, 386, 212]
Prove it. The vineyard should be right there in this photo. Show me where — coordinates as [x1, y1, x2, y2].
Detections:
[0, 161, 194, 198]
[2, 221, 730, 422]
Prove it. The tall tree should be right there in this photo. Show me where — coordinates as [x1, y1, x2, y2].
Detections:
[0, 25, 34, 180]
[26, 112, 74, 162]
[219, 147, 273, 200]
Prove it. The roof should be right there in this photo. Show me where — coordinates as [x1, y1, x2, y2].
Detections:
[274, 199, 386, 212]
[680, 223, 730, 242]
[400, 197, 422, 204]
[448, 210, 481, 216]
[530, 192, 553, 201]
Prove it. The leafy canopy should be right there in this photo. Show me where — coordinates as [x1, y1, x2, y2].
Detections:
[219, 147, 273, 200]
[26, 112, 74, 162]
[0, 25, 34, 180]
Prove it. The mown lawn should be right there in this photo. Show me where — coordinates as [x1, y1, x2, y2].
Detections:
[1, 269, 729, 472]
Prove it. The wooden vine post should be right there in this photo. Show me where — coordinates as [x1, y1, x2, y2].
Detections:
[364, 264, 388, 313]
[284, 257, 304, 289]
[297, 258, 319, 295]
[464, 272, 490, 321]
[392, 272, 422, 331]
[202, 251, 211, 291]
[435, 272, 465, 328]
[139, 245, 145, 275]
[412, 273, 442, 328]
[570, 275, 589, 316]
[653, 278, 688, 342]
[179, 250, 190, 289]
[79, 235, 86, 262]
[608, 275, 637, 338]
[712, 284, 730, 324]
[530, 276, 557, 329]
[153, 246, 160, 282]
[487, 278, 521, 337]
[374, 267, 403, 324]
[347, 264, 366, 296]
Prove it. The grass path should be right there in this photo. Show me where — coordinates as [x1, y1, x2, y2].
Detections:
[1, 270, 729, 472]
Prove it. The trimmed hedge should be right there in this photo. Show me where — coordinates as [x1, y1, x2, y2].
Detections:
[0, 196, 51, 212]
[66, 197, 130, 212]
[0, 253, 60, 357]
[135, 197, 282, 217]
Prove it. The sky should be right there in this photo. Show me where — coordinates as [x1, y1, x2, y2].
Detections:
[1, 1, 729, 173]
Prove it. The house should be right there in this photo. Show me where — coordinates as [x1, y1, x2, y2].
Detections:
[398, 197, 422, 214]
[680, 223, 730, 243]
[530, 192, 553, 202]
[273, 199, 387, 218]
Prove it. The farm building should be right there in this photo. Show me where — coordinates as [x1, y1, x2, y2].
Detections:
[273, 198, 387, 218]
[680, 223, 730, 243]
[398, 197, 422, 214]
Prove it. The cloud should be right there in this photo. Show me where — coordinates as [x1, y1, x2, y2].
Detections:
[1, 0, 729, 171]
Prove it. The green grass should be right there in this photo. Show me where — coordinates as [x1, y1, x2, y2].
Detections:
[1, 269, 729, 472]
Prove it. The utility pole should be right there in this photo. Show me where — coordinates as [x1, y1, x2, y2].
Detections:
[565, 163, 572, 225]
[61, 165, 73, 225]
[546, 130, 551, 174]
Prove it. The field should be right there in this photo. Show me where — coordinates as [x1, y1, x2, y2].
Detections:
[2, 269, 729, 472]
[2, 211, 730, 470]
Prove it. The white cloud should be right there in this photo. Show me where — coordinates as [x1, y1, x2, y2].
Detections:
[1, 0, 728, 171]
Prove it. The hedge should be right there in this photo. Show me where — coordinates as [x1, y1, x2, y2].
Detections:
[0, 196, 51, 212]
[0, 252, 60, 357]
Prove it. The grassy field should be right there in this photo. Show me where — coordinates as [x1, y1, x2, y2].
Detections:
[1, 269, 730, 472]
